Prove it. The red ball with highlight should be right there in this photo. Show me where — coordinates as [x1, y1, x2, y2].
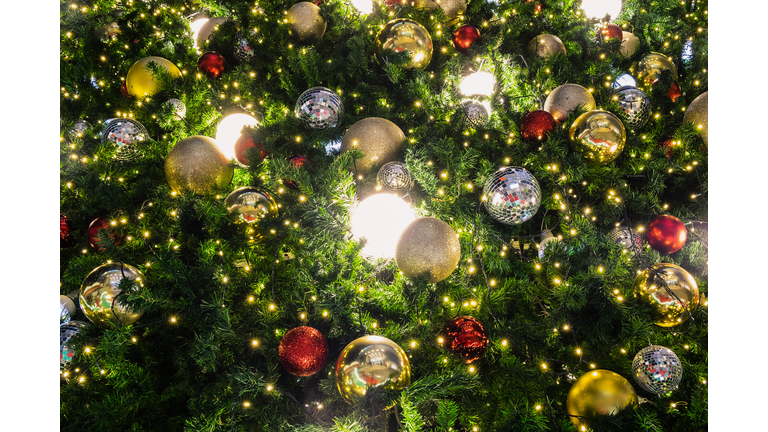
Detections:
[646, 215, 687, 255]
[234, 134, 266, 166]
[278, 326, 329, 377]
[61, 214, 75, 248]
[444, 316, 489, 363]
[88, 217, 124, 251]
[520, 110, 557, 142]
[601, 24, 623, 41]
[198, 52, 227, 78]
[453, 25, 482, 54]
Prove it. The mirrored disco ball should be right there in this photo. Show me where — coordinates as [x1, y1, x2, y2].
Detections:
[101, 118, 148, 161]
[163, 98, 187, 119]
[462, 99, 489, 127]
[295, 87, 343, 129]
[614, 86, 651, 130]
[234, 32, 256, 63]
[611, 73, 636, 89]
[631, 345, 683, 395]
[67, 119, 92, 142]
[608, 226, 643, 251]
[377, 161, 412, 194]
[682, 40, 694, 62]
[483, 166, 541, 225]
[60, 320, 89, 371]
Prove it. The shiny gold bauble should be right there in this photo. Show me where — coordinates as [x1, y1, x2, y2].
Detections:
[79, 263, 146, 328]
[126, 56, 181, 97]
[196, 17, 229, 48]
[224, 186, 278, 224]
[413, 0, 466, 23]
[376, 19, 433, 70]
[566, 370, 638, 430]
[286, 2, 326, 43]
[636, 52, 678, 87]
[395, 217, 461, 283]
[620, 31, 640, 58]
[165, 136, 234, 195]
[684, 91, 708, 147]
[543, 83, 596, 122]
[569, 110, 627, 165]
[335, 335, 411, 404]
[632, 263, 699, 327]
[341, 117, 406, 174]
[527, 34, 566, 59]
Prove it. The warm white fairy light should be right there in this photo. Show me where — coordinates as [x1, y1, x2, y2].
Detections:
[350, 194, 416, 259]
[459, 71, 495, 98]
[215, 113, 259, 161]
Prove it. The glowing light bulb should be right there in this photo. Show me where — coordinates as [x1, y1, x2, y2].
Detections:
[215, 113, 259, 161]
[350, 0, 374, 14]
[581, 0, 622, 19]
[459, 71, 495, 98]
[350, 194, 416, 259]
[190, 18, 209, 48]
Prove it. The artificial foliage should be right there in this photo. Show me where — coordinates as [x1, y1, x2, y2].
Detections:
[60, 0, 708, 430]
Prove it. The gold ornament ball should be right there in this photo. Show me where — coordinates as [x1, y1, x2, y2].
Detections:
[196, 17, 229, 48]
[632, 263, 699, 327]
[620, 31, 640, 58]
[341, 117, 406, 174]
[79, 263, 146, 328]
[684, 91, 708, 147]
[126, 56, 181, 97]
[569, 110, 627, 165]
[376, 19, 433, 70]
[395, 217, 461, 283]
[286, 2, 326, 43]
[414, 0, 466, 23]
[527, 34, 566, 59]
[566, 370, 638, 430]
[637, 52, 678, 87]
[543, 83, 596, 122]
[165, 136, 234, 195]
[335, 335, 411, 404]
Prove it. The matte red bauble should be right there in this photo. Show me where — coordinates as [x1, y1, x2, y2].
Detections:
[88, 217, 124, 251]
[453, 25, 481, 54]
[520, 110, 557, 142]
[198, 52, 227, 78]
[234, 134, 266, 166]
[646, 215, 687, 254]
[601, 24, 623, 41]
[278, 326, 329, 376]
[61, 214, 76, 248]
[287, 155, 310, 168]
[443, 316, 489, 363]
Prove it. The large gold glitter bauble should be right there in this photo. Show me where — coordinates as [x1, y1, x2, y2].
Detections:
[126, 56, 181, 97]
[636, 52, 678, 87]
[632, 263, 699, 327]
[376, 19, 433, 70]
[165, 136, 234, 195]
[79, 263, 146, 328]
[569, 110, 626, 165]
[527, 34, 566, 59]
[684, 91, 708, 147]
[286, 2, 326, 43]
[413, 0, 466, 23]
[543, 83, 596, 122]
[335, 335, 411, 404]
[620, 31, 640, 58]
[395, 217, 461, 283]
[341, 117, 406, 174]
[566, 370, 638, 430]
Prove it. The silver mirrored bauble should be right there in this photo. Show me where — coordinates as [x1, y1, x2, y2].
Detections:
[79, 263, 146, 328]
[61, 320, 89, 371]
[67, 120, 91, 142]
[682, 40, 694, 62]
[376, 161, 412, 194]
[234, 32, 256, 62]
[614, 86, 651, 130]
[608, 226, 643, 251]
[60, 295, 75, 325]
[101, 118, 149, 161]
[224, 186, 278, 224]
[483, 166, 541, 225]
[295, 87, 343, 129]
[462, 99, 489, 127]
[611, 74, 636, 89]
[163, 98, 187, 119]
[60, 302, 71, 325]
[631, 345, 683, 395]
[538, 235, 561, 259]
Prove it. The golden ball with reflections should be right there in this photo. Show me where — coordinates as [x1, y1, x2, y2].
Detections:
[566, 370, 638, 430]
[636, 52, 678, 87]
[125, 56, 181, 97]
[632, 263, 699, 327]
[335, 335, 411, 404]
[376, 19, 433, 70]
[569, 110, 626, 165]
[395, 217, 461, 283]
[165, 136, 234, 195]
[79, 262, 145, 329]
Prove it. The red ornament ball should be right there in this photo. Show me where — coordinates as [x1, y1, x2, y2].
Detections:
[526, 0, 542, 12]
[278, 326, 329, 376]
[667, 81, 681, 102]
[520, 110, 557, 142]
[453, 25, 482, 54]
[443, 316, 489, 363]
[601, 23, 623, 41]
[88, 217, 124, 251]
[234, 134, 266, 166]
[287, 155, 310, 169]
[658, 138, 674, 157]
[61, 214, 75, 248]
[198, 52, 227, 79]
[120, 81, 130, 97]
[646, 215, 687, 255]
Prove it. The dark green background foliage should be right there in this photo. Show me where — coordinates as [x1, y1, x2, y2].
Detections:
[60, 0, 707, 430]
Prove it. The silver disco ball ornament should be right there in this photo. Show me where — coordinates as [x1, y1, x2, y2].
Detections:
[294, 87, 343, 129]
[608, 226, 643, 252]
[234, 32, 256, 63]
[101, 118, 149, 161]
[67, 119, 92, 142]
[462, 99, 490, 127]
[631, 345, 683, 395]
[376, 161, 412, 194]
[614, 86, 651, 130]
[163, 98, 187, 119]
[483, 166, 541, 225]
[60, 320, 89, 371]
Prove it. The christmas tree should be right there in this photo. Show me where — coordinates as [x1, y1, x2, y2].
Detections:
[57, 0, 709, 430]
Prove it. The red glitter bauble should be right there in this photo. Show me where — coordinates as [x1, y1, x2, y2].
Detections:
[88, 217, 124, 251]
[453, 25, 482, 54]
[520, 110, 557, 143]
[287, 155, 310, 168]
[120, 81, 129, 97]
[646, 215, 687, 255]
[278, 326, 329, 377]
[601, 23, 623, 41]
[61, 214, 75, 248]
[443, 316, 489, 363]
[234, 134, 266, 166]
[197, 52, 227, 79]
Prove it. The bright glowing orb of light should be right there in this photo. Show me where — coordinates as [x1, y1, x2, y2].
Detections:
[190, 18, 209, 48]
[350, 194, 416, 259]
[459, 71, 495, 98]
[215, 113, 260, 161]
[350, 0, 374, 14]
[581, 0, 622, 19]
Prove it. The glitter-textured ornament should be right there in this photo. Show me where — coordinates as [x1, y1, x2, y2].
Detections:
[163, 98, 186, 119]
[295, 87, 343, 129]
[126, 56, 181, 97]
[279, 326, 329, 377]
[96, 22, 121, 41]
[88, 217, 124, 251]
[520, 110, 557, 142]
[684, 91, 708, 147]
[632, 345, 683, 395]
[101, 118, 148, 162]
[637, 52, 678, 87]
[61, 214, 75, 248]
[196, 17, 229, 48]
[461, 99, 490, 127]
[341, 117, 406, 174]
[601, 23, 622, 41]
[376, 162, 412, 194]
[443, 316, 488, 363]
[376, 19, 433, 70]
[60, 295, 76, 325]
[614, 86, 651, 130]
[543, 83, 596, 122]
[335, 335, 411, 404]
[224, 186, 278, 224]
[566, 370, 638, 430]
[286, 2, 326, 43]
[61, 321, 88, 371]
[165, 136, 234, 195]
[620, 31, 639, 58]
[569, 110, 626, 165]
[198, 52, 227, 78]
[414, 0, 466, 23]
[79, 262, 146, 328]
[67, 120, 91, 142]
[538, 231, 561, 259]
[452, 25, 481, 54]
[234, 32, 255, 63]
[120, 81, 129, 97]
[633, 263, 699, 327]
[608, 226, 643, 251]
[395, 217, 461, 283]
[483, 166, 541, 225]
[234, 134, 266, 166]
[527, 34, 566, 59]
[645, 215, 687, 254]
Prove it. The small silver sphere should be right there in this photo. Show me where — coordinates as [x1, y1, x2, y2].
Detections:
[608, 226, 643, 252]
[462, 99, 490, 127]
[631, 345, 683, 395]
[614, 86, 651, 130]
[376, 161, 412, 194]
[483, 166, 541, 225]
[295, 87, 343, 129]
